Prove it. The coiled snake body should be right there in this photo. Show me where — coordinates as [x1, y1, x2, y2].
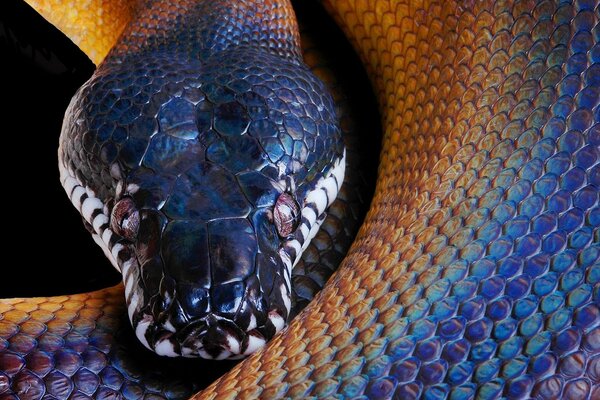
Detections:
[2, 0, 599, 399]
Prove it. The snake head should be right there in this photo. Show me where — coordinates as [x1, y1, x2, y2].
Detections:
[59, 50, 345, 359]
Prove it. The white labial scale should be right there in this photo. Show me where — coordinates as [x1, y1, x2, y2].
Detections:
[247, 314, 257, 331]
[332, 151, 346, 188]
[269, 312, 285, 332]
[127, 291, 140, 321]
[244, 334, 266, 355]
[122, 258, 140, 320]
[225, 334, 241, 355]
[155, 339, 178, 357]
[71, 186, 86, 210]
[111, 243, 124, 265]
[93, 214, 109, 232]
[101, 230, 120, 271]
[287, 240, 302, 265]
[321, 174, 339, 199]
[279, 249, 293, 290]
[85, 186, 96, 198]
[82, 196, 104, 223]
[301, 203, 317, 226]
[302, 212, 326, 253]
[63, 176, 78, 196]
[124, 269, 134, 299]
[305, 187, 328, 215]
[281, 283, 291, 314]
[122, 258, 135, 279]
[102, 229, 112, 245]
[299, 224, 310, 241]
[135, 320, 152, 351]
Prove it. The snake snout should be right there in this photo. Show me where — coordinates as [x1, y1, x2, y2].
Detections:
[118, 197, 294, 359]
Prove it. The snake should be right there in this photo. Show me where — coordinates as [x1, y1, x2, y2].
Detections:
[1, 0, 599, 398]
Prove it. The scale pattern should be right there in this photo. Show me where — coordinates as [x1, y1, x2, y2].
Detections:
[0, 288, 206, 400]
[196, 0, 599, 398]
[0, 0, 598, 398]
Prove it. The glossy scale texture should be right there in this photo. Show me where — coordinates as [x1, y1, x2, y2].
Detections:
[3, 0, 600, 398]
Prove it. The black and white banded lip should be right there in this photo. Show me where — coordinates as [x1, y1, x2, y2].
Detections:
[280, 150, 346, 273]
[59, 161, 121, 272]
[58, 148, 346, 359]
[58, 156, 145, 324]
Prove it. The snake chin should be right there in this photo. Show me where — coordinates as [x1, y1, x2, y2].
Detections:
[133, 311, 274, 359]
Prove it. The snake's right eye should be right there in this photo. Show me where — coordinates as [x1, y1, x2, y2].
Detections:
[111, 197, 140, 241]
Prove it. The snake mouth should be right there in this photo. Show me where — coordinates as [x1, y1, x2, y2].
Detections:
[132, 303, 278, 359]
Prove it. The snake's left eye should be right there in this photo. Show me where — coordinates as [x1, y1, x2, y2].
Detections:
[274, 193, 301, 237]
[111, 197, 140, 241]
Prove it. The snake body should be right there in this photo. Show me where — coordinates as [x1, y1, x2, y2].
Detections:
[2, 0, 600, 399]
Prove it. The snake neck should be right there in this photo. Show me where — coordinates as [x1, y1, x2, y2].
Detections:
[106, 0, 302, 64]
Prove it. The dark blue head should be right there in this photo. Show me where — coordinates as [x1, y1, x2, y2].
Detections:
[59, 47, 345, 358]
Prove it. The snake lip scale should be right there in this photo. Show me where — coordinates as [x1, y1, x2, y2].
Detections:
[57, 0, 346, 360]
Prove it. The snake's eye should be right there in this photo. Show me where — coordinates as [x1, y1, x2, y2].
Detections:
[274, 193, 301, 237]
[111, 197, 140, 241]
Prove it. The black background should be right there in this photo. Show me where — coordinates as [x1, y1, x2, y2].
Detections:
[0, 0, 121, 296]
